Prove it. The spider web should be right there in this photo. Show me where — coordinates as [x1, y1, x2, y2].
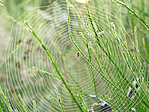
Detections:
[4, 0, 148, 112]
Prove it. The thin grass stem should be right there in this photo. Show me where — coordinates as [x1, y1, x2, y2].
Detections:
[25, 20, 84, 112]
[112, 0, 149, 29]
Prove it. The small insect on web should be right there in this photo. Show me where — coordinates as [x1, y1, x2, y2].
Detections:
[76, 52, 80, 57]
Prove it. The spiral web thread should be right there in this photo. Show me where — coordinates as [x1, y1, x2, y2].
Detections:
[4, 0, 148, 112]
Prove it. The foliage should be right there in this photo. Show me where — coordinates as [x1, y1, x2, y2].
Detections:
[0, 0, 148, 112]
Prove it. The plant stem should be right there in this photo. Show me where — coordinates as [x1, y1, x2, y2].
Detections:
[86, 3, 148, 109]
[25, 21, 84, 112]
[112, 0, 149, 29]
[0, 87, 13, 112]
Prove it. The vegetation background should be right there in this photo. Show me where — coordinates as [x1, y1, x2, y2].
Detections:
[0, 0, 148, 111]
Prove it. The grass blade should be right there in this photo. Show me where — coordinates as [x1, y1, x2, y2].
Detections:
[112, 0, 149, 29]
[24, 20, 84, 112]
[33, 100, 36, 112]
[0, 87, 13, 112]
[18, 94, 29, 112]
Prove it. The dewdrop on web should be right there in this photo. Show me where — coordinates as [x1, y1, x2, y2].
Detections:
[75, 0, 89, 4]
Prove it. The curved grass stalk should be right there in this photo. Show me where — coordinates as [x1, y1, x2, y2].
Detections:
[87, 3, 133, 90]
[66, 0, 121, 94]
[80, 32, 99, 100]
[33, 100, 36, 112]
[111, 22, 148, 102]
[25, 21, 84, 112]
[67, 0, 148, 110]
[0, 87, 14, 112]
[18, 94, 29, 112]
[86, 4, 148, 107]
[88, 41, 147, 111]
[53, 84, 65, 112]
[0, 95, 7, 112]
[112, 0, 149, 29]
[78, 92, 88, 111]
[34, 65, 92, 110]
[44, 96, 61, 112]
[66, 1, 128, 110]
[33, 66, 61, 80]
[68, 0, 128, 95]
[111, 19, 148, 107]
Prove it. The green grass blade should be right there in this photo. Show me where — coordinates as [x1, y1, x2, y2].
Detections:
[112, 0, 149, 29]
[33, 100, 36, 112]
[0, 97, 7, 112]
[53, 84, 65, 112]
[0, 87, 13, 112]
[14, 109, 18, 112]
[44, 96, 61, 112]
[33, 66, 61, 80]
[78, 92, 88, 111]
[18, 94, 29, 112]
[24, 20, 84, 112]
